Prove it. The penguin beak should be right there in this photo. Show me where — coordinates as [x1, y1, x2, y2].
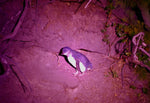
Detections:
[59, 51, 63, 56]
[59, 48, 64, 56]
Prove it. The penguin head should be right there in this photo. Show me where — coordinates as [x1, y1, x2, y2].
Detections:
[60, 47, 72, 56]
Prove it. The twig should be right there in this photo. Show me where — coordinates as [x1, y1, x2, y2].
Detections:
[121, 63, 127, 87]
[10, 65, 27, 93]
[139, 46, 150, 58]
[78, 48, 103, 54]
[5, 55, 32, 92]
[132, 32, 144, 61]
[132, 32, 150, 59]
[132, 32, 150, 71]
[132, 60, 150, 71]
[1, 10, 22, 33]
[84, 0, 92, 8]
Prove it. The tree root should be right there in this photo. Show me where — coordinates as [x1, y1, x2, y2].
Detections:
[0, 56, 32, 93]
[10, 65, 27, 93]
[0, 0, 29, 42]
[132, 32, 150, 71]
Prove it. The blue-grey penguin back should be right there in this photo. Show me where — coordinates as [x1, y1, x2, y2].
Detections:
[72, 50, 93, 70]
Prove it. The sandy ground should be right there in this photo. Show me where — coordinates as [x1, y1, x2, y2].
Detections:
[0, 0, 150, 103]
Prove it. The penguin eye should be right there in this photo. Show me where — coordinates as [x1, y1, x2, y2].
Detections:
[63, 48, 70, 53]
[63, 49, 67, 52]
[62, 50, 67, 54]
[61, 47, 71, 56]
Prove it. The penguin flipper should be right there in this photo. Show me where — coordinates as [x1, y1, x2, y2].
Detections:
[76, 60, 85, 72]
[76, 60, 80, 72]
[73, 60, 80, 76]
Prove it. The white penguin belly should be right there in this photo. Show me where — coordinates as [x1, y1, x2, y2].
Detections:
[68, 56, 76, 67]
[68, 55, 86, 72]
[79, 62, 86, 72]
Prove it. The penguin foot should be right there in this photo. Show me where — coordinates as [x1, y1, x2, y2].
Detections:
[87, 67, 92, 71]
[79, 72, 84, 76]
[73, 71, 79, 76]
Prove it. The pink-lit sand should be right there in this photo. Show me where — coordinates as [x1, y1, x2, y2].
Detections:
[0, 0, 149, 103]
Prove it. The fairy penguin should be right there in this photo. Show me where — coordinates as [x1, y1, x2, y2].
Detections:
[60, 47, 92, 75]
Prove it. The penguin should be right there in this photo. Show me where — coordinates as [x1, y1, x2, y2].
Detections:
[60, 47, 92, 75]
